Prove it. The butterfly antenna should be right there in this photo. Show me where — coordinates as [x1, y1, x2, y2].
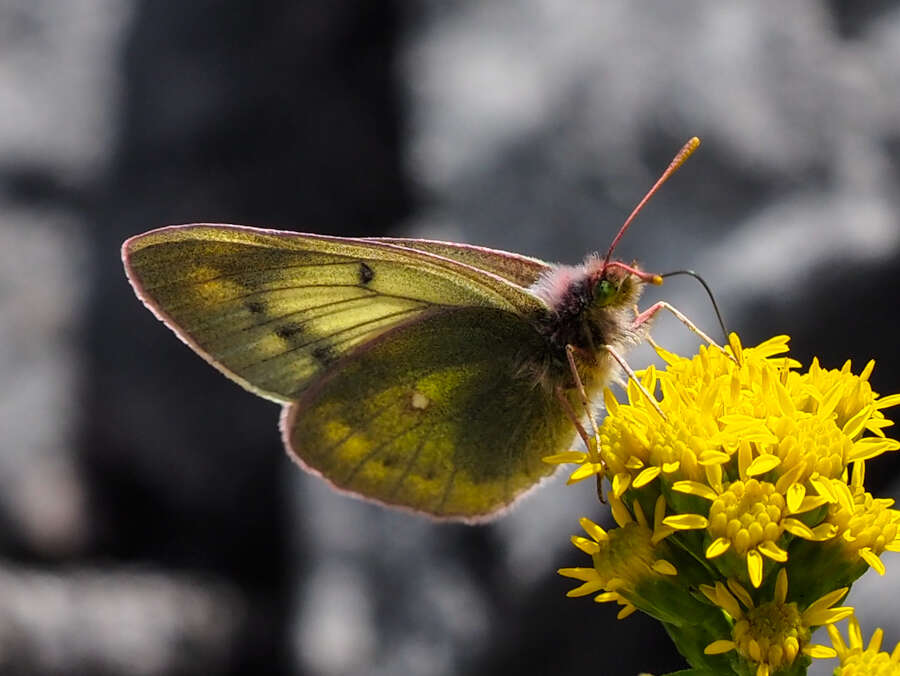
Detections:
[602, 137, 701, 268]
[660, 269, 729, 341]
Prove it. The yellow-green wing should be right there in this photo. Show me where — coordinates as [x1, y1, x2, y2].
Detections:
[123, 224, 549, 403]
[366, 238, 551, 287]
[282, 306, 576, 521]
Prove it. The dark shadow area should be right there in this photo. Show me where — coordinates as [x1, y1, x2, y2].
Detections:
[79, 2, 410, 674]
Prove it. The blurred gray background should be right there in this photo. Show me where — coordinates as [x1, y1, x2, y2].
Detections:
[1, 1, 899, 674]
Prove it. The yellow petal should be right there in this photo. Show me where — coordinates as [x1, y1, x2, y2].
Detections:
[803, 644, 837, 659]
[842, 405, 874, 439]
[827, 623, 847, 656]
[625, 455, 645, 470]
[652, 559, 678, 576]
[567, 463, 602, 484]
[804, 605, 853, 627]
[567, 580, 607, 597]
[579, 517, 608, 543]
[603, 387, 620, 415]
[867, 627, 884, 653]
[811, 522, 838, 540]
[795, 494, 830, 514]
[611, 472, 631, 497]
[726, 579, 754, 610]
[543, 450, 587, 464]
[747, 550, 764, 588]
[750, 334, 791, 357]
[775, 568, 788, 603]
[817, 382, 845, 419]
[699, 450, 732, 466]
[746, 454, 781, 476]
[860, 359, 875, 381]
[706, 537, 731, 559]
[617, 604, 638, 619]
[804, 587, 848, 616]
[811, 476, 837, 502]
[875, 392, 900, 409]
[663, 514, 709, 530]
[849, 615, 863, 647]
[653, 495, 667, 526]
[775, 461, 807, 495]
[699, 583, 718, 605]
[728, 333, 744, 363]
[652, 342, 683, 365]
[776, 380, 795, 416]
[785, 483, 807, 513]
[730, 373, 742, 405]
[859, 547, 886, 575]
[558, 567, 598, 581]
[850, 437, 900, 462]
[758, 541, 788, 562]
[705, 640, 736, 655]
[610, 496, 633, 528]
[714, 582, 743, 619]
[633, 465, 661, 488]
[782, 518, 815, 539]
[672, 480, 718, 501]
[571, 535, 600, 555]
[833, 481, 855, 515]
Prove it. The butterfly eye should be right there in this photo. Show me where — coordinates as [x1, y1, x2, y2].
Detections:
[594, 278, 617, 306]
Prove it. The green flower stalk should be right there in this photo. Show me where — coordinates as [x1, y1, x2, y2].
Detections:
[547, 334, 900, 675]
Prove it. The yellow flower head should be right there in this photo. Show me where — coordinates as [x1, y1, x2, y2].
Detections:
[591, 334, 899, 588]
[789, 358, 900, 437]
[828, 615, 900, 675]
[822, 468, 900, 575]
[703, 569, 849, 676]
[559, 495, 694, 623]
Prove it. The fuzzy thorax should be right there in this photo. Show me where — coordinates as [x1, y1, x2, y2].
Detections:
[527, 256, 647, 394]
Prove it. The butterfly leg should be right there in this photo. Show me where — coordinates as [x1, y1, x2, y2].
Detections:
[632, 301, 733, 359]
[563, 345, 606, 503]
[600, 343, 666, 420]
[565, 345, 602, 441]
[554, 385, 592, 449]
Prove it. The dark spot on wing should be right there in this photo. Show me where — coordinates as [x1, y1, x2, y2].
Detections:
[359, 261, 374, 285]
[312, 344, 337, 366]
[275, 322, 304, 341]
[382, 455, 397, 468]
[246, 300, 265, 315]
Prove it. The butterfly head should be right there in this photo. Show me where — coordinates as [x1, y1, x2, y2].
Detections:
[585, 256, 663, 312]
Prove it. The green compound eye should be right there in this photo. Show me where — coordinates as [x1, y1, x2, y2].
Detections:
[594, 279, 617, 306]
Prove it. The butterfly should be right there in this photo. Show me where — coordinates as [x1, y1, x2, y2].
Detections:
[122, 138, 700, 522]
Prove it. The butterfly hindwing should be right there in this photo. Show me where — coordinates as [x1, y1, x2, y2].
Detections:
[123, 224, 548, 403]
[282, 306, 576, 520]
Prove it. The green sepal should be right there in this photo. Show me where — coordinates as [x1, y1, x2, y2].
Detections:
[784, 538, 867, 608]
[628, 575, 720, 628]
[662, 620, 740, 675]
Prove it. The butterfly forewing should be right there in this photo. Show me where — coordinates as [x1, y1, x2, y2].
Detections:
[366, 238, 551, 287]
[123, 224, 548, 403]
[283, 306, 575, 520]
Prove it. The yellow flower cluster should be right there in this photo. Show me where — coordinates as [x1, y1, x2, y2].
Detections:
[550, 334, 900, 676]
